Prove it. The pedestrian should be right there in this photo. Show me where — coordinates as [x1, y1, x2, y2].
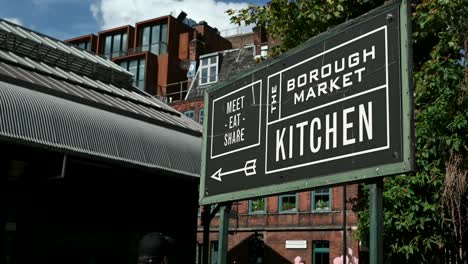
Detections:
[294, 256, 303, 264]
[137, 232, 174, 264]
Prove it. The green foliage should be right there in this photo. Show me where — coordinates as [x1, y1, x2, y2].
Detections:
[227, 0, 384, 56]
[228, 0, 468, 262]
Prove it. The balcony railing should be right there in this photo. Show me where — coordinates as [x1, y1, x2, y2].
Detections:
[128, 42, 168, 56]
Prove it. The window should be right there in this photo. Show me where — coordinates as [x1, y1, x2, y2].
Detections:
[184, 110, 195, 120]
[260, 44, 268, 58]
[312, 188, 331, 212]
[199, 55, 218, 85]
[279, 193, 297, 213]
[140, 23, 168, 55]
[210, 241, 219, 264]
[313, 241, 329, 264]
[103, 32, 127, 59]
[249, 197, 266, 214]
[199, 108, 204, 124]
[74, 41, 90, 51]
[119, 59, 145, 90]
[195, 242, 202, 264]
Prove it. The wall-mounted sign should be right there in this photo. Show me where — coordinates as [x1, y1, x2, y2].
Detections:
[200, 1, 413, 205]
[285, 240, 307, 249]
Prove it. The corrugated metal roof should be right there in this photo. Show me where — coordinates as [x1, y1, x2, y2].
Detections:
[0, 60, 203, 134]
[0, 18, 204, 177]
[0, 19, 137, 91]
[0, 81, 201, 177]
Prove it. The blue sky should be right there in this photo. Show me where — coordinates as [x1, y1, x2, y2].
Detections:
[0, 0, 268, 41]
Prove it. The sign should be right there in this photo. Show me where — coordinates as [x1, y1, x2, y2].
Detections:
[285, 240, 307, 249]
[200, 1, 413, 205]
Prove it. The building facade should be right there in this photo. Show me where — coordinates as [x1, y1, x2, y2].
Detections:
[65, 13, 232, 101]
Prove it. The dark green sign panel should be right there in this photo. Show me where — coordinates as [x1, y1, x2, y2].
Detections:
[200, 1, 413, 205]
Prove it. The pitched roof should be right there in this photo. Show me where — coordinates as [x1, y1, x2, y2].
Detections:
[185, 45, 256, 100]
[0, 19, 202, 177]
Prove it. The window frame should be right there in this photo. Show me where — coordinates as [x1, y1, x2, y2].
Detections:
[198, 53, 219, 85]
[278, 193, 298, 213]
[140, 23, 168, 55]
[249, 197, 267, 214]
[210, 240, 219, 264]
[199, 108, 204, 124]
[103, 32, 127, 59]
[184, 110, 195, 120]
[311, 188, 332, 212]
[312, 240, 330, 264]
[119, 58, 146, 90]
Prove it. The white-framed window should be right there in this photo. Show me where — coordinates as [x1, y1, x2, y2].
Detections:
[260, 44, 268, 58]
[199, 54, 218, 85]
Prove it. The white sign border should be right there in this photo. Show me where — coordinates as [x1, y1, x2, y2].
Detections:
[210, 80, 263, 159]
[265, 26, 390, 174]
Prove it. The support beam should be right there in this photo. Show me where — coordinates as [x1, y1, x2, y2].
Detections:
[201, 204, 212, 264]
[0, 165, 5, 264]
[369, 179, 383, 264]
[217, 202, 232, 264]
[343, 185, 347, 264]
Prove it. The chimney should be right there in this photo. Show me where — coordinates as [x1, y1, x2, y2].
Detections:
[253, 26, 267, 56]
[189, 31, 204, 61]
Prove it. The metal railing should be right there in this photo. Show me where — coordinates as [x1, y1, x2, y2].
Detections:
[219, 26, 253, 37]
[160, 80, 191, 103]
[127, 42, 168, 56]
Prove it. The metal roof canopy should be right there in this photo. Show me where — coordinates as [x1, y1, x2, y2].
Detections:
[0, 19, 136, 91]
[199, 0, 414, 205]
[0, 81, 201, 177]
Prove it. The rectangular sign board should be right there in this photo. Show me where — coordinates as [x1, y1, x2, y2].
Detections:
[200, 1, 413, 205]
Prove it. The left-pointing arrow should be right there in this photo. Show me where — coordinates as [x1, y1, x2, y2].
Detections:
[211, 159, 257, 182]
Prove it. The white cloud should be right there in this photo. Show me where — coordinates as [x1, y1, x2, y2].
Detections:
[90, 0, 250, 32]
[4, 17, 23, 26]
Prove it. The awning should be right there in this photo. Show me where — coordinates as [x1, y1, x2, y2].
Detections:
[0, 81, 201, 177]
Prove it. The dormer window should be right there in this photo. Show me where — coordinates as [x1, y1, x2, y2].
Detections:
[199, 54, 218, 85]
[140, 23, 168, 55]
[103, 32, 127, 59]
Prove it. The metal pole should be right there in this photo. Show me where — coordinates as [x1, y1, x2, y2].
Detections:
[201, 204, 211, 264]
[343, 185, 347, 264]
[217, 202, 232, 264]
[0, 166, 5, 264]
[369, 179, 383, 264]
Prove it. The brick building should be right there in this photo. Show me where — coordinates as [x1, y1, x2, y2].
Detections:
[65, 12, 232, 101]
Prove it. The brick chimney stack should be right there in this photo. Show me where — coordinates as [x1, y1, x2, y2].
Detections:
[189, 31, 204, 61]
[253, 26, 267, 56]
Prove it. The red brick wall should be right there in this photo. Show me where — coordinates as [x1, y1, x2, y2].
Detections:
[196, 185, 361, 263]
[197, 229, 359, 264]
[171, 100, 205, 123]
[227, 33, 255, 49]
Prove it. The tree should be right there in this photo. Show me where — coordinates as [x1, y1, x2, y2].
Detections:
[227, 0, 384, 56]
[228, 0, 468, 262]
